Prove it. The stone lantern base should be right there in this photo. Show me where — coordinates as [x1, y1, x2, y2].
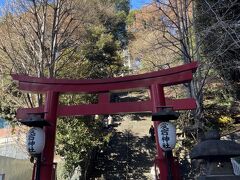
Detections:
[198, 175, 240, 180]
[206, 160, 234, 175]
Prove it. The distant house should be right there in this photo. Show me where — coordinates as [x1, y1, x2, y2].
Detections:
[0, 118, 32, 179]
[0, 118, 9, 146]
[0, 118, 8, 129]
[0, 118, 28, 159]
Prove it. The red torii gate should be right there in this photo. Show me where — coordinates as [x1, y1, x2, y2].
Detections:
[13, 62, 197, 180]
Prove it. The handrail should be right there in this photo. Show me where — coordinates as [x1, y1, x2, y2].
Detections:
[231, 158, 240, 175]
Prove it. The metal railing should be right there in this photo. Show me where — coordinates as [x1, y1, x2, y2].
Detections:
[231, 158, 240, 175]
[0, 174, 5, 180]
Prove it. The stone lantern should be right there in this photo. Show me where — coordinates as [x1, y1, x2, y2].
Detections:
[190, 130, 240, 180]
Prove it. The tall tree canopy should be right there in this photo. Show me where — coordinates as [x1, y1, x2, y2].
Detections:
[0, 0, 130, 179]
[195, 0, 240, 100]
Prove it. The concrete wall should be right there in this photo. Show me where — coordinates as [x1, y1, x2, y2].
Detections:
[0, 156, 32, 180]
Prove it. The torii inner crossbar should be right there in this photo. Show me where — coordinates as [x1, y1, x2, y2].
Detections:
[14, 62, 197, 118]
[13, 62, 197, 180]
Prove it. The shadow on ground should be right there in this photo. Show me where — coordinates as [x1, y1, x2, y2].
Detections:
[92, 130, 156, 180]
[113, 114, 151, 122]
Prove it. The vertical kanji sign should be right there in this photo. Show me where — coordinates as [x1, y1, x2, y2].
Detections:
[13, 62, 197, 180]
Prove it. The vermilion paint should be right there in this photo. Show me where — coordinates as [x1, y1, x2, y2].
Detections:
[13, 62, 197, 180]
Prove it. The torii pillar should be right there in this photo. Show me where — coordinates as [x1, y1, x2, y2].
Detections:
[13, 62, 198, 180]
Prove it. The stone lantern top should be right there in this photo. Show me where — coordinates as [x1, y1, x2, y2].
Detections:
[190, 130, 240, 159]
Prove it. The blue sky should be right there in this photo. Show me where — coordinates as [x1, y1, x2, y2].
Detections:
[0, 0, 4, 6]
[131, 0, 151, 9]
[0, 0, 151, 9]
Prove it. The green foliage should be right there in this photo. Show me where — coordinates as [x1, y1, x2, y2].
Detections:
[0, 104, 16, 121]
[78, 25, 123, 78]
[0, 78, 20, 121]
[55, 1, 130, 177]
[57, 17, 127, 79]
[0, 0, 127, 178]
[57, 21, 128, 79]
[56, 116, 110, 178]
[218, 116, 234, 124]
[56, 23, 124, 175]
[101, 0, 130, 47]
[194, 0, 240, 136]
[0, 3, 128, 179]
[59, 93, 98, 105]
[126, 10, 138, 25]
[115, 0, 130, 14]
[202, 85, 237, 132]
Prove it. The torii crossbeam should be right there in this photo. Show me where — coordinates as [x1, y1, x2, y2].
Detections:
[13, 62, 197, 180]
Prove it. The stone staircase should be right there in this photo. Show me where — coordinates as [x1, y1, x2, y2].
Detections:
[92, 114, 156, 180]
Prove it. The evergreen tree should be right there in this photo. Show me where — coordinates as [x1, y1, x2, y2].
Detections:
[0, 0, 130, 179]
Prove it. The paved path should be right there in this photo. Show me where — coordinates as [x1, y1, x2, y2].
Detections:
[93, 114, 156, 180]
